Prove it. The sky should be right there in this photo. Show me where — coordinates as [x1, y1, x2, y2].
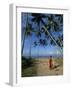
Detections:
[21, 12, 63, 58]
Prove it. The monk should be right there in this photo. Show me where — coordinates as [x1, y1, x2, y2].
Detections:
[49, 56, 53, 69]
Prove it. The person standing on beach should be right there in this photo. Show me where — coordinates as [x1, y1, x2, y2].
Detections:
[49, 56, 53, 69]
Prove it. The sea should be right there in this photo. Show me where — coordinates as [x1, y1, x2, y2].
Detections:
[23, 54, 63, 59]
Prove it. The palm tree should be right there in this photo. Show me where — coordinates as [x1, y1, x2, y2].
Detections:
[31, 14, 63, 52]
[22, 13, 63, 70]
[21, 13, 32, 57]
[31, 13, 47, 57]
[31, 13, 63, 69]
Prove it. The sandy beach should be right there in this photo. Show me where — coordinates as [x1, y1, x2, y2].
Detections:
[34, 58, 63, 76]
[22, 57, 63, 77]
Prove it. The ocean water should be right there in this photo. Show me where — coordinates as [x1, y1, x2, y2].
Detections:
[23, 54, 63, 59]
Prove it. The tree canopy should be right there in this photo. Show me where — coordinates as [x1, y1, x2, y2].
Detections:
[21, 13, 63, 56]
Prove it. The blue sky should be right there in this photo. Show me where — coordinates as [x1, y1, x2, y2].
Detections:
[21, 13, 63, 57]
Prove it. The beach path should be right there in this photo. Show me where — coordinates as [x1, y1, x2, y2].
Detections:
[35, 58, 63, 76]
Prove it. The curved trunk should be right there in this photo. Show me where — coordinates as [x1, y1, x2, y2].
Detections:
[42, 26, 63, 53]
[41, 19, 63, 53]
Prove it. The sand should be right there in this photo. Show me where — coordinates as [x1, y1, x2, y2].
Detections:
[34, 58, 63, 76]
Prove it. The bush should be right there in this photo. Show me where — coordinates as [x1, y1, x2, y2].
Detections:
[22, 56, 34, 69]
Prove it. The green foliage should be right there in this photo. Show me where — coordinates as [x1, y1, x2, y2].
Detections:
[22, 13, 63, 56]
[21, 56, 37, 77]
[22, 56, 34, 69]
[31, 13, 63, 48]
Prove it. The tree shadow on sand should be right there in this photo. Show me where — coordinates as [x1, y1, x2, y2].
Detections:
[52, 64, 60, 70]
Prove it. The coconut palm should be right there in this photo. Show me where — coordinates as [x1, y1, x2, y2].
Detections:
[31, 13, 63, 52]
[22, 13, 63, 58]
[21, 13, 32, 57]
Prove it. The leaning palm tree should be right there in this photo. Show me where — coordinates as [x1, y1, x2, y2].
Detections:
[31, 13, 63, 69]
[22, 13, 63, 58]
[31, 13, 63, 52]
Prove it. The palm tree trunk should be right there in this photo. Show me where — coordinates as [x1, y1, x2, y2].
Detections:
[42, 26, 63, 53]
[21, 13, 28, 56]
[29, 35, 32, 58]
[38, 21, 41, 59]
[21, 30, 26, 55]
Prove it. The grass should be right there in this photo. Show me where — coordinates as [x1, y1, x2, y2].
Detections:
[22, 66, 37, 77]
[21, 56, 37, 77]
